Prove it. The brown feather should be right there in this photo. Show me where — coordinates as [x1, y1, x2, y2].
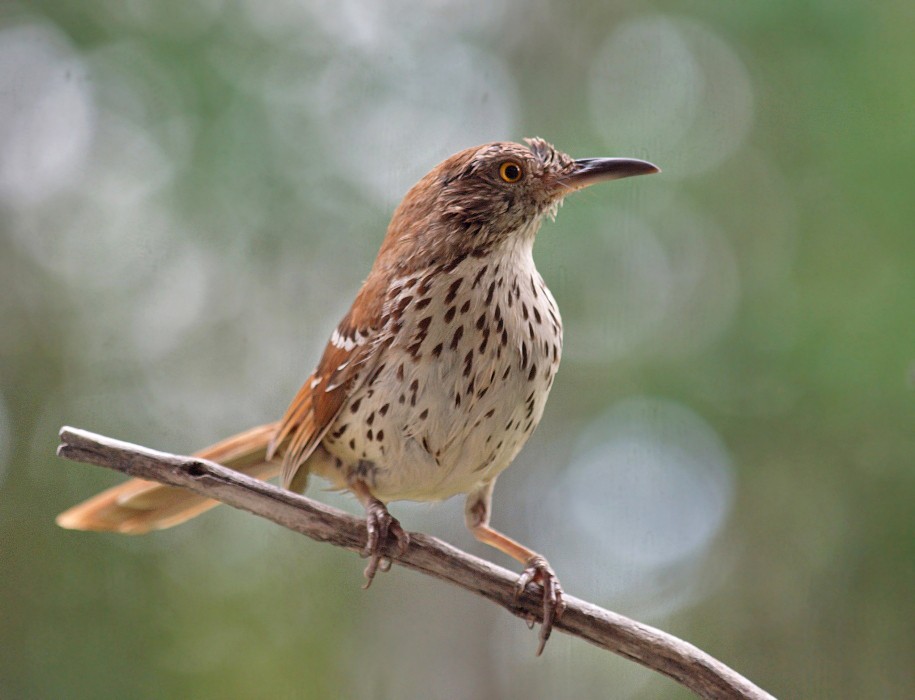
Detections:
[56, 422, 279, 533]
[267, 375, 315, 461]
[274, 294, 384, 490]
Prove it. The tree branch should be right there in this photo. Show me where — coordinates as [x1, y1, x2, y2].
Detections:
[57, 426, 775, 700]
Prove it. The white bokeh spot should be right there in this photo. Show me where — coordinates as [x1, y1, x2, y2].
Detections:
[549, 397, 734, 605]
[589, 15, 754, 175]
[0, 22, 95, 207]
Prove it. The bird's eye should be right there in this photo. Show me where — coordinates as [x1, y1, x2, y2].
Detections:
[499, 161, 523, 183]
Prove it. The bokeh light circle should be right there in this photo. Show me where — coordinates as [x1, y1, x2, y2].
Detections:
[589, 15, 754, 176]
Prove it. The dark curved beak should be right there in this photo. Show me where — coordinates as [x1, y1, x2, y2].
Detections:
[560, 157, 660, 191]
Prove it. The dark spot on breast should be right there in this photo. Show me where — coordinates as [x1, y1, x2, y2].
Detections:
[528, 363, 537, 382]
[367, 429, 373, 441]
[450, 325, 464, 350]
[432, 342, 443, 357]
[377, 430, 384, 441]
[472, 265, 489, 288]
[460, 299, 471, 314]
[394, 295, 413, 318]
[349, 438, 356, 450]
[419, 408, 428, 420]
[485, 280, 496, 305]
[397, 363, 405, 381]
[349, 398, 362, 413]
[368, 363, 386, 385]
[446, 278, 463, 303]
[463, 349, 474, 377]
[367, 411, 375, 426]
[533, 307, 542, 324]
[379, 403, 390, 416]
[443, 251, 468, 272]
[444, 306, 456, 323]
[415, 297, 432, 310]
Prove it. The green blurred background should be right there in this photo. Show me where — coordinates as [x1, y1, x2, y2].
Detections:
[1, 1, 913, 698]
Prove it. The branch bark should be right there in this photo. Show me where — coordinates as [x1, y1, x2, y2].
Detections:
[57, 426, 775, 700]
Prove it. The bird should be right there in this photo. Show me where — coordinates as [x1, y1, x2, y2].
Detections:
[57, 138, 659, 654]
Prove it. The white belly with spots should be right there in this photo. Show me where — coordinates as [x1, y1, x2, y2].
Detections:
[318, 240, 562, 502]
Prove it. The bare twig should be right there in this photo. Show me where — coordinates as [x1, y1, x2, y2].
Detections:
[57, 426, 775, 700]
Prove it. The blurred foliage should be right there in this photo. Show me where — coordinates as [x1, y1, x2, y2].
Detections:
[1, 1, 913, 698]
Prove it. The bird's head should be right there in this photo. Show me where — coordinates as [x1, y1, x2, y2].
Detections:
[379, 138, 659, 270]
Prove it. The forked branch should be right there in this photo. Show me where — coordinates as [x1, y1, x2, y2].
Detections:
[56, 426, 775, 700]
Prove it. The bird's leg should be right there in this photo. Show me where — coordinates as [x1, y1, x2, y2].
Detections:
[465, 481, 565, 655]
[350, 479, 409, 587]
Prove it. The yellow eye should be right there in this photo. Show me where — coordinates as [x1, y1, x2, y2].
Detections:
[499, 161, 523, 183]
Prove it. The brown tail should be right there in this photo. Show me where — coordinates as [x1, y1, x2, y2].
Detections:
[56, 422, 280, 534]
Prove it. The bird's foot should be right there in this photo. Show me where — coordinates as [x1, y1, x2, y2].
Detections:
[513, 555, 565, 655]
[361, 498, 409, 587]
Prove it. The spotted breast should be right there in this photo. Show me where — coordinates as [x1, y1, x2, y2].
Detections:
[316, 233, 561, 503]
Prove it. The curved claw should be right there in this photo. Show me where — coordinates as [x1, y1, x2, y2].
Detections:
[513, 555, 565, 655]
[362, 500, 409, 588]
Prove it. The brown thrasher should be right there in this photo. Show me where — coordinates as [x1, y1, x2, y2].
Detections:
[57, 138, 658, 653]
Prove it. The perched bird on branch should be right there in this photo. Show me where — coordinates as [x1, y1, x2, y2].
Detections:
[58, 138, 659, 653]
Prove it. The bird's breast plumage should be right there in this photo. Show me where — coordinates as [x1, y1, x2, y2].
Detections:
[316, 237, 562, 502]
